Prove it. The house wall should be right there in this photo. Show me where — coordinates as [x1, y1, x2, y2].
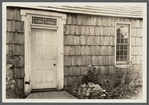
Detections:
[6, 7, 25, 98]
[6, 7, 143, 97]
[63, 13, 143, 90]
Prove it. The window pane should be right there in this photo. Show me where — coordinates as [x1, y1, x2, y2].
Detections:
[117, 39, 120, 43]
[121, 34, 124, 39]
[32, 17, 44, 24]
[44, 18, 57, 25]
[117, 45, 119, 49]
[117, 28, 121, 39]
[123, 56, 127, 61]
[125, 39, 128, 43]
[124, 45, 127, 49]
[117, 33, 120, 38]
[116, 56, 120, 61]
[121, 39, 124, 43]
[120, 45, 123, 49]
[124, 51, 127, 55]
[116, 50, 119, 55]
[120, 50, 123, 55]
[120, 56, 123, 61]
[117, 34, 120, 39]
[117, 28, 120, 33]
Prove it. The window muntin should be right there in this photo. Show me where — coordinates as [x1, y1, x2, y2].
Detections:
[116, 24, 130, 63]
[32, 17, 57, 25]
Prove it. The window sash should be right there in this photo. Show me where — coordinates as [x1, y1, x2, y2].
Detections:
[116, 23, 130, 63]
[32, 16, 57, 26]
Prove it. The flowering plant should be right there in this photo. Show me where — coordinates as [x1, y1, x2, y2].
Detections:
[72, 65, 108, 99]
[72, 82, 107, 99]
[6, 64, 17, 98]
[71, 64, 142, 99]
[82, 65, 99, 84]
[107, 64, 143, 99]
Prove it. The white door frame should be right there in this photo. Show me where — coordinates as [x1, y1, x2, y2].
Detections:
[21, 9, 66, 95]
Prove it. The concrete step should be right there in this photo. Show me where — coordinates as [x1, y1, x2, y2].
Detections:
[25, 91, 77, 99]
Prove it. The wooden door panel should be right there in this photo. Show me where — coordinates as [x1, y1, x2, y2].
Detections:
[31, 28, 57, 89]
[34, 30, 43, 45]
[33, 60, 43, 69]
[46, 31, 55, 45]
[44, 69, 54, 83]
[45, 46, 54, 60]
[34, 46, 42, 60]
[34, 69, 42, 83]
[42, 60, 54, 68]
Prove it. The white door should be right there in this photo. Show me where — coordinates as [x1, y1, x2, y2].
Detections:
[31, 28, 57, 89]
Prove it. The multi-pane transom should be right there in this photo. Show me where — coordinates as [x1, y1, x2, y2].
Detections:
[32, 17, 57, 25]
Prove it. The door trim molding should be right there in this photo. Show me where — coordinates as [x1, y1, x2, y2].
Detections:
[21, 9, 67, 20]
[21, 9, 66, 95]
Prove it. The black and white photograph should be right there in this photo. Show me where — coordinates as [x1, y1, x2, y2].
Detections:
[2, 2, 147, 103]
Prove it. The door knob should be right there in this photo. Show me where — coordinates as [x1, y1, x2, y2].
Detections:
[54, 64, 56, 66]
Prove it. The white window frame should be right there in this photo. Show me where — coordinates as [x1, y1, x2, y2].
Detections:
[115, 22, 131, 68]
[21, 9, 66, 95]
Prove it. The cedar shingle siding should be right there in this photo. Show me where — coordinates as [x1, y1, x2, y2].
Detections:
[6, 7, 25, 97]
[64, 13, 143, 89]
[6, 7, 143, 96]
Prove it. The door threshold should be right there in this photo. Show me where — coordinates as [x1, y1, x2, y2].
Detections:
[31, 88, 58, 93]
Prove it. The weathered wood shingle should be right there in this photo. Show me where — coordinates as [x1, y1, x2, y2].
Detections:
[63, 12, 143, 88]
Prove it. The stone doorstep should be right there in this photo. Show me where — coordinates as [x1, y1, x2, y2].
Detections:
[25, 91, 77, 99]
[31, 88, 58, 93]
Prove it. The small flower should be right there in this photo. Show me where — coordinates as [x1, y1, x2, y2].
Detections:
[94, 84, 100, 88]
[86, 90, 91, 93]
[101, 94, 106, 97]
[87, 88, 91, 91]
[135, 90, 138, 93]
[86, 92, 90, 96]
[73, 90, 76, 93]
[102, 89, 106, 92]
[7, 77, 10, 81]
[11, 85, 14, 89]
[88, 82, 94, 87]
[83, 88, 87, 92]
[81, 84, 86, 88]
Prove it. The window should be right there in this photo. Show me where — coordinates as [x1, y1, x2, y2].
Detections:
[32, 17, 57, 25]
[116, 23, 130, 65]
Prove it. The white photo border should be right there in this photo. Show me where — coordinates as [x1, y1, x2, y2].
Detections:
[2, 2, 147, 103]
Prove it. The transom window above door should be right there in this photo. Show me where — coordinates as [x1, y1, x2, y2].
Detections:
[116, 23, 130, 64]
[32, 16, 57, 25]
